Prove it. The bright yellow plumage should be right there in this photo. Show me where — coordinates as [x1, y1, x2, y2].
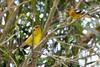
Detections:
[21, 25, 42, 48]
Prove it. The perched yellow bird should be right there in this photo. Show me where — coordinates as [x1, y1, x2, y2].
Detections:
[66, 8, 85, 19]
[21, 25, 42, 48]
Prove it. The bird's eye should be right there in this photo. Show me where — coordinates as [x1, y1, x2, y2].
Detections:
[35, 27, 38, 28]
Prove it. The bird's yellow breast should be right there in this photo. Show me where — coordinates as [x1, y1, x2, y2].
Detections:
[22, 25, 42, 47]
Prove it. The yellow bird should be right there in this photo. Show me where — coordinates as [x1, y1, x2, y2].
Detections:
[66, 8, 85, 19]
[21, 25, 42, 48]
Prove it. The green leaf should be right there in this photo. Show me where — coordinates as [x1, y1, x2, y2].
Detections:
[0, 46, 10, 60]
[71, 22, 83, 34]
[13, 48, 25, 65]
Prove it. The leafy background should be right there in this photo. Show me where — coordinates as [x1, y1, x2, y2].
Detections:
[0, 0, 100, 67]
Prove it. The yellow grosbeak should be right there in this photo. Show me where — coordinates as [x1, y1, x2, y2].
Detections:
[21, 25, 42, 48]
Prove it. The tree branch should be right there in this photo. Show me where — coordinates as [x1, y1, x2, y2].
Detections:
[43, 0, 60, 37]
[0, 6, 19, 43]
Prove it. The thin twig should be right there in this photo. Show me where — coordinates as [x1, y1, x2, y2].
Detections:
[0, 1, 29, 18]
[0, 8, 19, 43]
[1, 34, 16, 45]
[9, 55, 18, 67]
[43, 0, 60, 37]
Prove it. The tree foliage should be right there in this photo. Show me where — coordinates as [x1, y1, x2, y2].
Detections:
[0, 0, 100, 67]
